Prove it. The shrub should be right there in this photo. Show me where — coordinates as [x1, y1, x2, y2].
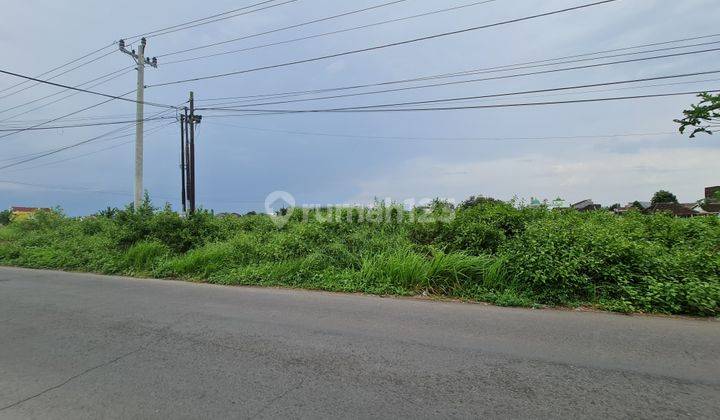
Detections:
[409, 200, 542, 254]
[0, 210, 11, 225]
[0, 196, 717, 316]
[498, 211, 720, 314]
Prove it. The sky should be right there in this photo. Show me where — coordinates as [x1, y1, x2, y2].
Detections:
[0, 0, 718, 215]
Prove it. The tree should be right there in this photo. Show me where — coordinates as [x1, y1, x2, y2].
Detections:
[96, 206, 120, 219]
[459, 195, 502, 209]
[651, 190, 678, 205]
[675, 92, 719, 138]
[0, 209, 11, 225]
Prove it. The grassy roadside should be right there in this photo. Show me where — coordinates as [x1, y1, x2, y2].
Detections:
[0, 198, 718, 316]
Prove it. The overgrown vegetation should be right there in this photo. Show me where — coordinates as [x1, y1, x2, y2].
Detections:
[0, 210, 10, 226]
[0, 196, 718, 316]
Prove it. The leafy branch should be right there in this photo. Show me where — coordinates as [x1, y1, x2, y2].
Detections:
[674, 92, 720, 138]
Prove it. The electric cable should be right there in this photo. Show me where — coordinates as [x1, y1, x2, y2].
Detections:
[148, 0, 619, 88]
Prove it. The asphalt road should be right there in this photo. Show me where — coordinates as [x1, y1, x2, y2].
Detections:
[0, 267, 718, 419]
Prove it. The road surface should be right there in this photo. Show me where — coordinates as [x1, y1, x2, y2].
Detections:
[0, 267, 718, 419]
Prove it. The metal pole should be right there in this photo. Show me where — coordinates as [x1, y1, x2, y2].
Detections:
[184, 107, 191, 214]
[179, 114, 187, 214]
[134, 38, 146, 209]
[189, 92, 196, 214]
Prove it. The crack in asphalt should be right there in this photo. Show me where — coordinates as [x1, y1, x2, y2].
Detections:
[0, 347, 144, 412]
[0, 318, 187, 413]
[249, 377, 307, 419]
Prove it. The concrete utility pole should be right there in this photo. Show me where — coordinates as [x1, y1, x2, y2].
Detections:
[119, 38, 158, 209]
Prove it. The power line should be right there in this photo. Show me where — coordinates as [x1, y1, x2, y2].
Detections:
[423, 34, 720, 83]
[0, 124, 144, 170]
[0, 49, 119, 101]
[0, 68, 180, 141]
[0, 107, 179, 170]
[460, 77, 720, 102]
[0, 116, 175, 132]
[0, 89, 135, 142]
[0, 106, 177, 161]
[161, 0, 494, 64]
[0, 179, 135, 196]
[0, 0, 298, 156]
[205, 120, 679, 142]
[0, 0, 296, 99]
[0, 68, 177, 109]
[0, 42, 117, 96]
[0, 178, 269, 205]
[205, 44, 720, 108]
[196, 89, 717, 116]
[0, 113, 142, 126]
[0, 68, 134, 121]
[204, 41, 720, 108]
[3, 122, 175, 173]
[159, 0, 412, 58]
[196, 49, 720, 111]
[205, 70, 720, 113]
[148, 0, 619, 88]
[196, 33, 720, 104]
[124, 0, 298, 42]
[318, 90, 720, 113]
[199, 77, 720, 119]
[0, 118, 171, 164]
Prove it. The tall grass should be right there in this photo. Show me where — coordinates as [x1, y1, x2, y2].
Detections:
[0, 198, 717, 315]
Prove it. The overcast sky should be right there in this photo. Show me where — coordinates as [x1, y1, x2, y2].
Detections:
[0, 0, 718, 215]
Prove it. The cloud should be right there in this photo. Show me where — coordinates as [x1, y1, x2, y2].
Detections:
[2, 0, 719, 215]
[350, 147, 720, 205]
[0, 181, 27, 192]
[325, 60, 347, 74]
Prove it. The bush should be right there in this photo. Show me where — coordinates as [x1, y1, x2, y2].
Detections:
[498, 211, 720, 314]
[0, 210, 11, 225]
[0, 196, 717, 316]
[409, 200, 543, 254]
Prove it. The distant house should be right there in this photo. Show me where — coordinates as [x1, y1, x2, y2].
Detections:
[646, 203, 698, 218]
[571, 199, 601, 212]
[690, 202, 720, 215]
[10, 206, 51, 221]
[614, 186, 720, 217]
[614, 201, 651, 214]
[643, 201, 719, 218]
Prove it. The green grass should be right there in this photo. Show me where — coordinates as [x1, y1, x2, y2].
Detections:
[0, 199, 717, 316]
